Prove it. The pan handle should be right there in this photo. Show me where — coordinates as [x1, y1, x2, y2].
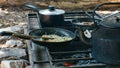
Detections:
[25, 4, 40, 12]
[0, 31, 13, 36]
[12, 34, 31, 40]
[75, 27, 91, 45]
[0, 31, 31, 40]
[92, 2, 120, 26]
[0, 31, 54, 40]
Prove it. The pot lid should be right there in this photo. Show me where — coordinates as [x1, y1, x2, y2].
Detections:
[100, 12, 120, 28]
[39, 6, 65, 15]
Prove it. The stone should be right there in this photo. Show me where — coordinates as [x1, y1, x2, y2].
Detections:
[0, 25, 23, 33]
[1, 60, 28, 68]
[0, 23, 3, 27]
[0, 8, 9, 17]
[0, 48, 26, 58]
[0, 36, 10, 41]
[5, 39, 23, 48]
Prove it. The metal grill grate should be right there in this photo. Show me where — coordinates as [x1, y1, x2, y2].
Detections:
[26, 11, 111, 68]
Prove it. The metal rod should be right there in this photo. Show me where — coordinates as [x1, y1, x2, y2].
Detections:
[45, 47, 53, 68]
[34, 57, 94, 64]
[27, 13, 40, 30]
[27, 11, 107, 68]
[36, 12, 42, 28]
[52, 57, 93, 62]
[69, 63, 106, 68]
[50, 50, 91, 55]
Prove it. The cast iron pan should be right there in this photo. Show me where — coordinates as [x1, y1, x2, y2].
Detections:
[29, 28, 76, 46]
[0, 27, 76, 47]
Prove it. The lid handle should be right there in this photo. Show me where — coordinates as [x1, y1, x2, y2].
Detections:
[116, 16, 120, 23]
[48, 6, 55, 11]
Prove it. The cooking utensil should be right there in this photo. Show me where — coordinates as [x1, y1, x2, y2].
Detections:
[0, 27, 76, 50]
[71, 17, 100, 45]
[74, 2, 120, 65]
[91, 2, 120, 65]
[0, 31, 54, 40]
[25, 5, 65, 27]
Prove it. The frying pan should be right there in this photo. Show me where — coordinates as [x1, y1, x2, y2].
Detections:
[0, 28, 76, 47]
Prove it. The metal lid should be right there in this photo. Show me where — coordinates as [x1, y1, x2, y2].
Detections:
[39, 6, 65, 15]
[100, 12, 120, 28]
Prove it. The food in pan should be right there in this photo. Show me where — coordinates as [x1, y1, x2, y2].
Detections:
[39, 34, 72, 42]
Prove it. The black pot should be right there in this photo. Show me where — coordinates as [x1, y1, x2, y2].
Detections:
[91, 2, 120, 65]
[26, 5, 65, 27]
[91, 26, 120, 65]
[76, 2, 120, 65]
[71, 17, 100, 46]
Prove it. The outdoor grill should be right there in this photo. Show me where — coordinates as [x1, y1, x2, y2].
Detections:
[25, 11, 120, 68]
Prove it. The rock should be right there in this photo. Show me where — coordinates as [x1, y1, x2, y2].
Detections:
[0, 36, 11, 45]
[0, 25, 23, 33]
[0, 23, 3, 27]
[5, 39, 23, 47]
[0, 36, 10, 41]
[1, 60, 28, 68]
[0, 8, 9, 16]
[0, 25, 24, 47]
[0, 48, 26, 58]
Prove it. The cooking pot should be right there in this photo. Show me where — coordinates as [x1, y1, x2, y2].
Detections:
[76, 2, 120, 65]
[26, 5, 65, 27]
[0, 27, 76, 51]
[92, 2, 120, 65]
[72, 17, 100, 45]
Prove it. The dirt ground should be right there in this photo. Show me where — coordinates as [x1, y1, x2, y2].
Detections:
[0, 1, 119, 29]
[0, 0, 119, 30]
[0, 0, 120, 11]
